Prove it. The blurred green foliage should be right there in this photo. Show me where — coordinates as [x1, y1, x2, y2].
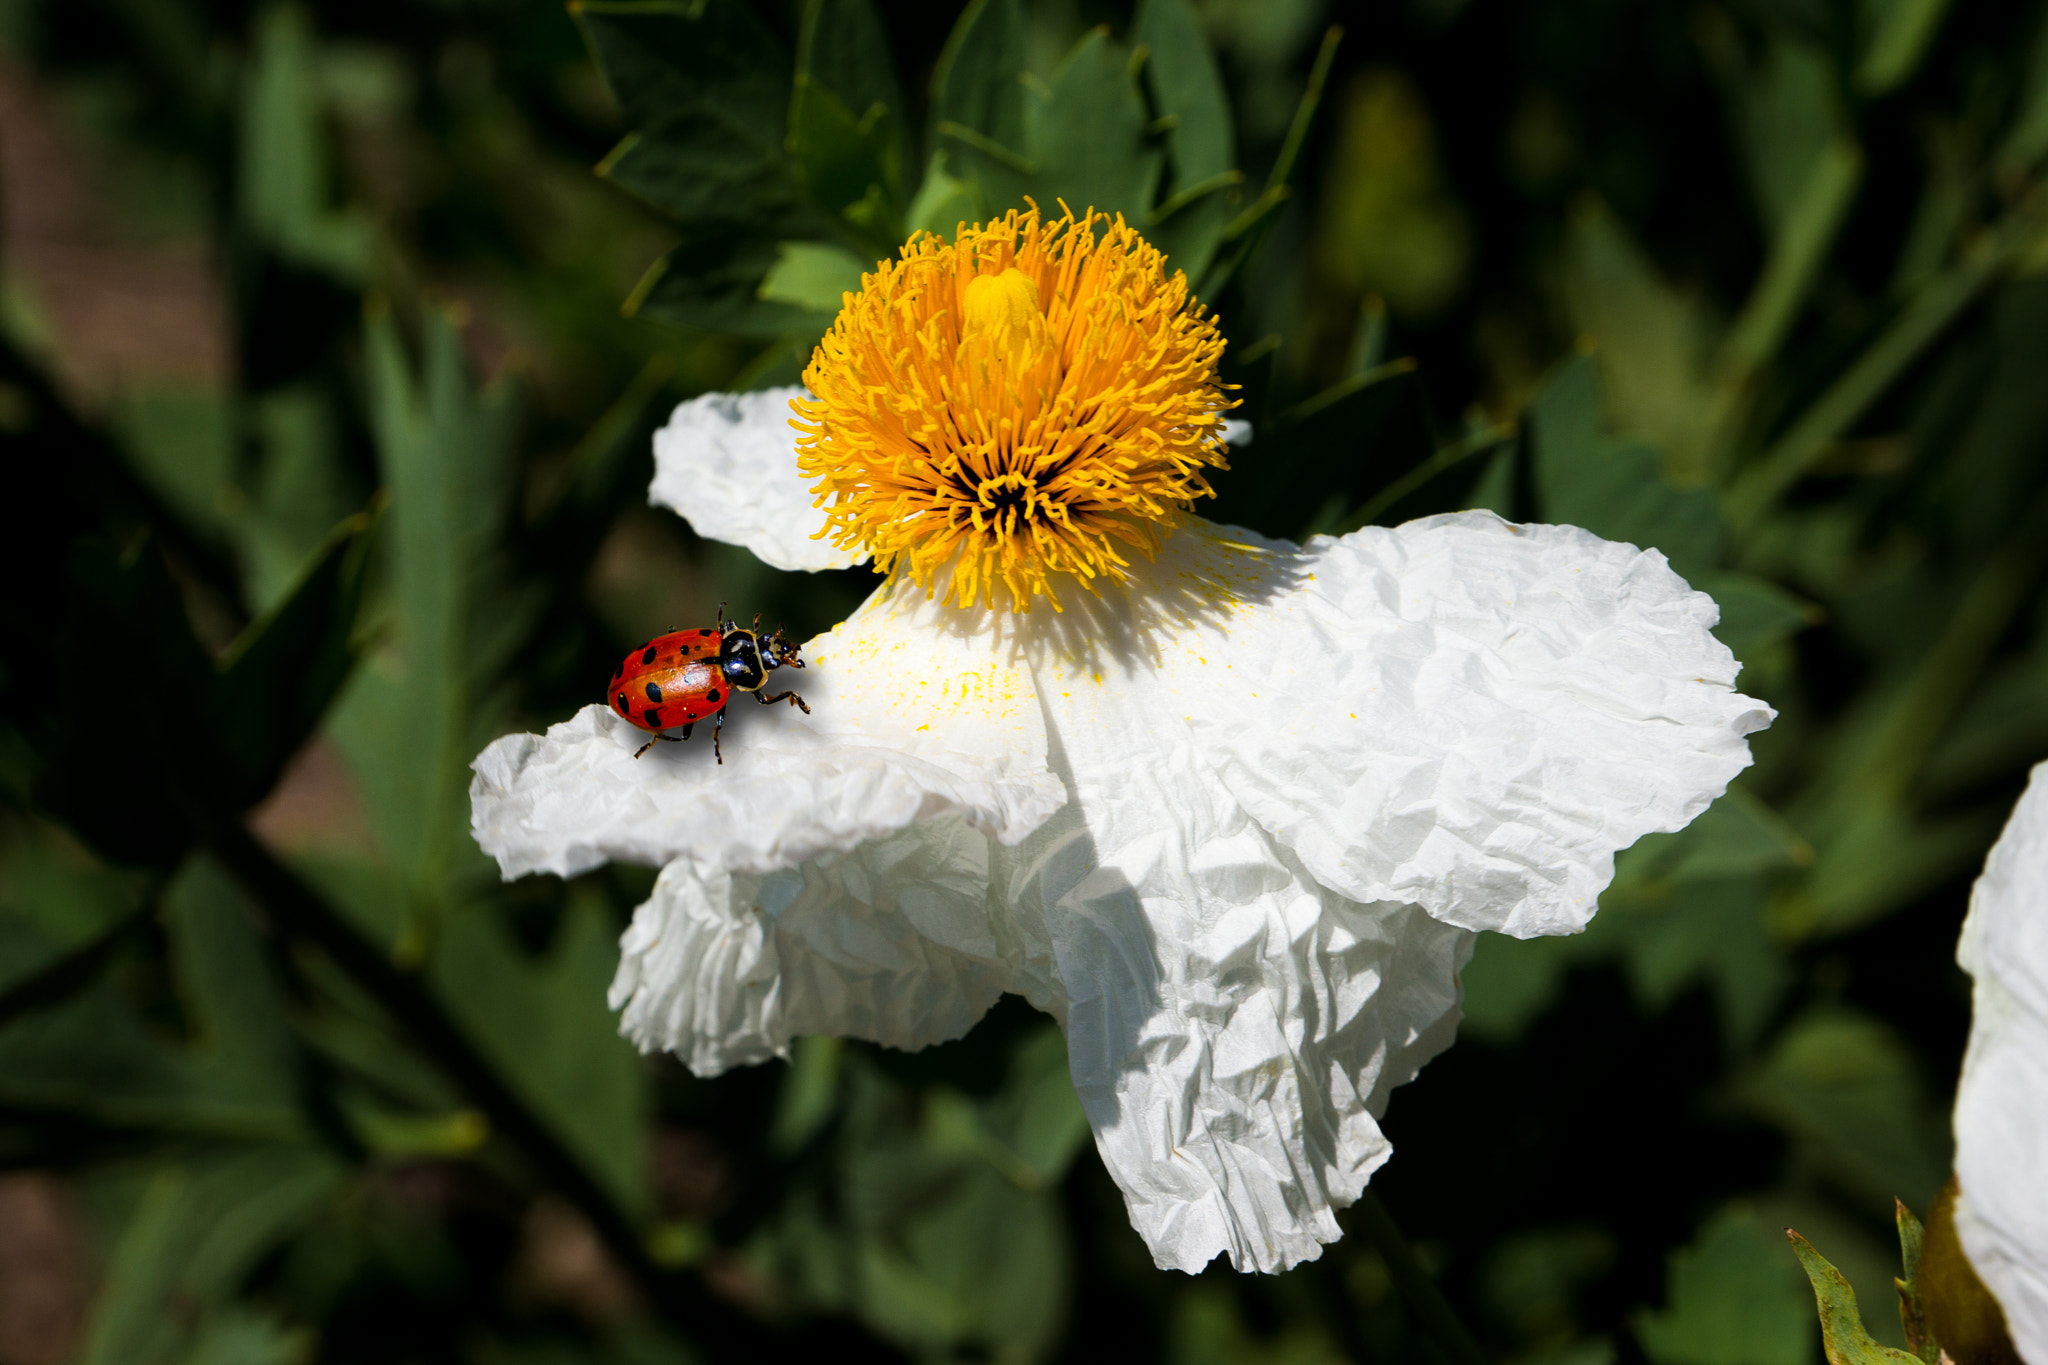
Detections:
[2, 0, 2046, 1362]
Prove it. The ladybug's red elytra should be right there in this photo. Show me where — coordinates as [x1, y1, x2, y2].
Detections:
[608, 604, 809, 763]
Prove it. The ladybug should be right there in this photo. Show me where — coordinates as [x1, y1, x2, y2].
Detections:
[608, 604, 809, 763]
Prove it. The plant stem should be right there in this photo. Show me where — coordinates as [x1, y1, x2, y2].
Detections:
[1351, 1192, 1491, 1365]
[1723, 190, 2048, 536]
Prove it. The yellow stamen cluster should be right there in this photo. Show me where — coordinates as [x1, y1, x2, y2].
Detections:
[793, 206, 1233, 611]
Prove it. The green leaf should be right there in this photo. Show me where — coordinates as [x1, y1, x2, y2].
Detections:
[757, 240, 871, 314]
[1455, 930, 1597, 1044]
[241, 386, 362, 613]
[1714, 36, 1847, 243]
[1620, 784, 1813, 887]
[922, 1023, 1088, 1192]
[903, 150, 983, 240]
[1786, 1230, 1924, 1364]
[239, 4, 371, 280]
[1776, 795, 2008, 940]
[1994, 9, 2048, 175]
[975, 1024, 1089, 1187]
[758, 1032, 1079, 1359]
[768, 1034, 845, 1156]
[625, 233, 826, 338]
[1691, 32, 1862, 379]
[1528, 353, 1723, 580]
[1611, 877, 1792, 1048]
[787, 75, 901, 245]
[929, 0, 1028, 162]
[577, 0, 809, 233]
[1635, 1205, 1815, 1365]
[1471, 810, 1804, 1048]
[332, 305, 525, 940]
[1857, 0, 1957, 95]
[43, 504, 372, 836]
[210, 506, 376, 811]
[789, 0, 909, 240]
[1030, 30, 1163, 226]
[181, 1311, 310, 1365]
[1133, 0, 1232, 185]
[795, 0, 906, 145]
[109, 391, 236, 543]
[431, 893, 651, 1215]
[164, 855, 299, 1115]
[0, 816, 148, 991]
[1721, 137, 1862, 381]
[1562, 203, 1717, 481]
[78, 1149, 343, 1365]
[853, 1161, 1070, 1358]
[1738, 1009, 1948, 1212]
[1132, 0, 1239, 278]
[1703, 571, 1820, 674]
[0, 850, 310, 1136]
[1894, 1200, 1935, 1360]
[940, 26, 1164, 232]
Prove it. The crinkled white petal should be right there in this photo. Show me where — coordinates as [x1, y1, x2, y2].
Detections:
[609, 813, 1011, 1073]
[1954, 760, 2048, 1360]
[469, 573, 1066, 880]
[988, 667, 1473, 1274]
[649, 386, 867, 572]
[1150, 512, 1772, 938]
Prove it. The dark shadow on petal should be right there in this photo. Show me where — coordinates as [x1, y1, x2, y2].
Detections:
[909, 519, 1317, 677]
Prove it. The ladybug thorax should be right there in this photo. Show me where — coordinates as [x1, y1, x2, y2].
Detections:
[719, 630, 768, 692]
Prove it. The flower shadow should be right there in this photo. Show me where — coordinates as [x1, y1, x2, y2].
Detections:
[925, 519, 1315, 678]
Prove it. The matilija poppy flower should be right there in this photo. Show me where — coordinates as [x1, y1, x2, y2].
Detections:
[1953, 760, 2048, 1358]
[471, 207, 1773, 1273]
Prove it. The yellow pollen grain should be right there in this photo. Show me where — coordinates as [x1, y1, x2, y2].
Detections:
[792, 205, 1233, 611]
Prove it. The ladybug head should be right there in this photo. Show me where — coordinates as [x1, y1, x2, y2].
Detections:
[759, 628, 803, 673]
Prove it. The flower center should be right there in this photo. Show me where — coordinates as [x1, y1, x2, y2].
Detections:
[793, 207, 1233, 611]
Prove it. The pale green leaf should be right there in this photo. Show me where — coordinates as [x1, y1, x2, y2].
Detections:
[756, 240, 870, 313]
[1787, 1231, 1923, 1364]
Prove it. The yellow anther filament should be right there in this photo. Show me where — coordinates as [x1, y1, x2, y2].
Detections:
[793, 206, 1233, 611]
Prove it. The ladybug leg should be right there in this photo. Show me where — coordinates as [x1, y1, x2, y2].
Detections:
[712, 708, 724, 765]
[679, 722, 694, 741]
[755, 689, 811, 715]
[632, 724, 693, 760]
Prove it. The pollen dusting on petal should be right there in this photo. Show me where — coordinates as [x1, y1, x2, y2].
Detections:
[792, 205, 1234, 612]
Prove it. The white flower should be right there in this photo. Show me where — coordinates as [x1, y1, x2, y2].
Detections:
[470, 208, 1772, 1274]
[1954, 760, 2048, 1359]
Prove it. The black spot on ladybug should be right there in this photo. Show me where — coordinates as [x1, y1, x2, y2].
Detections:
[615, 692, 629, 713]
[644, 707, 663, 729]
[642, 645, 658, 666]
[644, 681, 663, 703]
[706, 688, 721, 704]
